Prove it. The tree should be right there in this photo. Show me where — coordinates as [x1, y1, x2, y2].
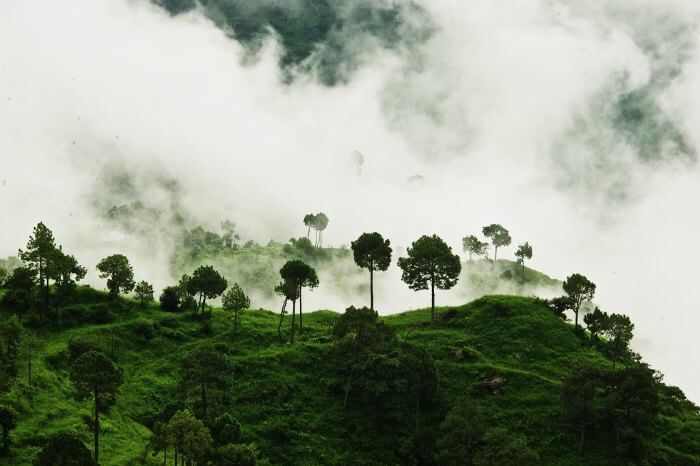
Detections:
[274, 280, 299, 343]
[398, 343, 438, 433]
[0, 267, 7, 288]
[434, 397, 485, 465]
[51, 248, 87, 307]
[481, 224, 511, 263]
[179, 344, 231, 418]
[462, 235, 488, 261]
[0, 315, 24, 393]
[187, 266, 228, 320]
[514, 242, 533, 284]
[165, 409, 212, 465]
[215, 443, 266, 466]
[134, 280, 154, 308]
[222, 283, 250, 334]
[211, 413, 241, 447]
[20, 330, 45, 386]
[159, 286, 181, 312]
[331, 306, 396, 409]
[279, 260, 318, 338]
[602, 314, 634, 369]
[18, 222, 56, 318]
[0, 267, 37, 314]
[561, 359, 604, 455]
[69, 351, 123, 464]
[32, 432, 95, 466]
[314, 212, 329, 247]
[583, 307, 608, 340]
[397, 235, 461, 326]
[474, 428, 539, 466]
[96, 254, 135, 298]
[303, 214, 316, 240]
[562, 273, 596, 329]
[0, 404, 17, 451]
[221, 219, 240, 248]
[351, 232, 392, 311]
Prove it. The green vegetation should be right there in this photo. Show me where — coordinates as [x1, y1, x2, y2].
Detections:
[0, 222, 697, 465]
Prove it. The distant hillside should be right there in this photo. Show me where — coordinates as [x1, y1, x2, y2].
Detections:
[1, 290, 697, 465]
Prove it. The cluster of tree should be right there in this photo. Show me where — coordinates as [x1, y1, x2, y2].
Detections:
[434, 397, 540, 465]
[302, 213, 329, 247]
[549, 273, 597, 329]
[463, 225, 533, 282]
[274, 260, 318, 342]
[1, 223, 87, 321]
[331, 306, 438, 431]
[561, 359, 660, 459]
[584, 308, 634, 369]
[0, 315, 46, 396]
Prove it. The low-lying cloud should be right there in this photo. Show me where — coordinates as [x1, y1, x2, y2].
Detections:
[1, 0, 699, 399]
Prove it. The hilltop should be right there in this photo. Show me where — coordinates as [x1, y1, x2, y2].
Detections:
[0, 287, 697, 465]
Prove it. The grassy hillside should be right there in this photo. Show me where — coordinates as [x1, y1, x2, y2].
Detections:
[1, 289, 697, 465]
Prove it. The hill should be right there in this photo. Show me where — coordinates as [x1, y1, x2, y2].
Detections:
[0, 289, 697, 465]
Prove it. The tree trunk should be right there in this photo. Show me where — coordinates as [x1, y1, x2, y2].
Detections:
[175, 450, 178, 465]
[278, 299, 287, 343]
[163, 448, 167, 466]
[370, 267, 374, 311]
[574, 307, 579, 329]
[94, 385, 99, 464]
[522, 261, 525, 284]
[201, 382, 207, 418]
[415, 393, 420, 434]
[430, 275, 435, 327]
[200, 295, 206, 320]
[612, 351, 617, 369]
[307, 226, 310, 239]
[290, 300, 296, 343]
[343, 377, 353, 409]
[299, 286, 303, 336]
[578, 419, 586, 455]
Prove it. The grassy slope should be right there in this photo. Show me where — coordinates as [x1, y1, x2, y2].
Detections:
[2, 293, 698, 465]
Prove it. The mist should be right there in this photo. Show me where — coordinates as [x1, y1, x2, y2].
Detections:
[1, 0, 699, 400]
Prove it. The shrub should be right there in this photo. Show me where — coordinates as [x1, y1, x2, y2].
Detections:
[211, 413, 242, 447]
[158, 317, 179, 329]
[159, 286, 180, 312]
[67, 335, 103, 361]
[33, 432, 95, 465]
[160, 328, 188, 341]
[132, 318, 155, 341]
[44, 349, 69, 369]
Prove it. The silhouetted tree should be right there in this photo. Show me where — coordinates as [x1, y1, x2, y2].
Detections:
[583, 307, 608, 340]
[274, 280, 299, 343]
[351, 232, 392, 311]
[96, 254, 135, 298]
[159, 286, 181, 312]
[514, 242, 533, 283]
[51, 248, 87, 307]
[280, 260, 318, 338]
[563, 273, 596, 329]
[187, 266, 228, 320]
[482, 224, 511, 263]
[179, 344, 231, 418]
[397, 235, 461, 326]
[462, 234, 489, 261]
[602, 314, 634, 369]
[70, 351, 123, 464]
[18, 222, 56, 318]
[0, 267, 37, 314]
[303, 214, 316, 240]
[134, 280, 154, 308]
[314, 212, 329, 247]
[222, 283, 250, 334]
[0, 315, 24, 393]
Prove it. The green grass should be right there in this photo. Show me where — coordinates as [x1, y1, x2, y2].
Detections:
[1, 292, 698, 465]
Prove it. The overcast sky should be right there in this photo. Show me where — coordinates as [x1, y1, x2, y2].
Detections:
[1, 0, 699, 400]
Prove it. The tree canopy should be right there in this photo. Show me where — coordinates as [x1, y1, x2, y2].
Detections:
[397, 234, 461, 325]
[482, 224, 511, 262]
[96, 254, 135, 298]
[351, 232, 392, 310]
